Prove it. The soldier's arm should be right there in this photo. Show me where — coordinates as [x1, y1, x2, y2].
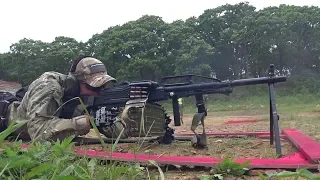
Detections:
[21, 73, 90, 141]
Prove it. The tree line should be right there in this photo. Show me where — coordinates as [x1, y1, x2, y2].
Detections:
[1, 2, 320, 94]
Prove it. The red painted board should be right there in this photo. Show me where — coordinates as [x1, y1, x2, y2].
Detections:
[75, 150, 318, 169]
[282, 129, 320, 163]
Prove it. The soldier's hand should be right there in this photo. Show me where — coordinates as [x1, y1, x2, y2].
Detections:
[72, 115, 91, 135]
[85, 115, 93, 128]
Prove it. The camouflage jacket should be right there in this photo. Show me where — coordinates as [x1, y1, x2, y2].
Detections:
[6, 71, 81, 140]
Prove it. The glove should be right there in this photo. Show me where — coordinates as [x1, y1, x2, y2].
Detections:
[72, 115, 91, 135]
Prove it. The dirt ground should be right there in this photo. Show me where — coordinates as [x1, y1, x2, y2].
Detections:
[73, 112, 318, 179]
[77, 114, 296, 159]
[75, 136, 295, 158]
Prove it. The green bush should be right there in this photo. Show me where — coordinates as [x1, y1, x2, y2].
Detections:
[0, 121, 160, 180]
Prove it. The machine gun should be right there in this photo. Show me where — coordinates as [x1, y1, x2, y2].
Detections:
[81, 64, 286, 155]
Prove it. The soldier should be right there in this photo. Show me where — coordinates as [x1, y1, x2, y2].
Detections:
[2, 56, 127, 142]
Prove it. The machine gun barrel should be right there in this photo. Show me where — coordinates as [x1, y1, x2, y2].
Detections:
[161, 76, 286, 92]
[224, 76, 286, 86]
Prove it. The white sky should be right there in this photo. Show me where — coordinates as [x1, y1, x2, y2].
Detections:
[0, 0, 319, 53]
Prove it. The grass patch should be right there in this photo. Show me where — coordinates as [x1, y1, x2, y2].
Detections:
[0, 122, 146, 180]
[161, 93, 320, 115]
[279, 116, 320, 140]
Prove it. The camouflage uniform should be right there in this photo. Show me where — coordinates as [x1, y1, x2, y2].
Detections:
[5, 57, 126, 141]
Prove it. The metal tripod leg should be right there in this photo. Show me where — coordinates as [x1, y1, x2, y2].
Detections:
[269, 83, 282, 157]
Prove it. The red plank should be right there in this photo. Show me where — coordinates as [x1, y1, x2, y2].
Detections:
[282, 129, 320, 163]
[75, 150, 317, 169]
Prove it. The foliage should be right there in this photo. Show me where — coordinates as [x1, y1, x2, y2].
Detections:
[0, 119, 167, 180]
[258, 168, 320, 180]
[201, 156, 250, 179]
[214, 157, 250, 176]
[1, 2, 320, 95]
[0, 140, 145, 179]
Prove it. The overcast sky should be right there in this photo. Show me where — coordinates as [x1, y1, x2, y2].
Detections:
[0, 0, 319, 53]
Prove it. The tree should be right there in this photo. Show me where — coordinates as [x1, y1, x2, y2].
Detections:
[197, 2, 256, 79]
